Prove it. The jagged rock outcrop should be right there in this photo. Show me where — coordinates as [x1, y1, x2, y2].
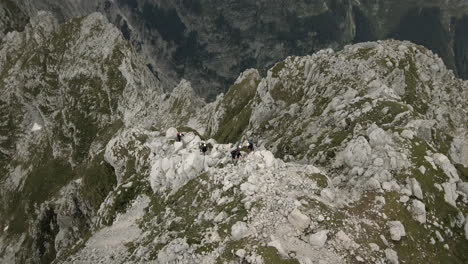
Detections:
[0, 11, 164, 263]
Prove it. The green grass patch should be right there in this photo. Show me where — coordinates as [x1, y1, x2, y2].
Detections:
[214, 72, 258, 143]
[257, 246, 300, 264]
[399, 54, 429, 114]
[383, 192, 468, 263]
[80, 152, 117, 211]
[270, 61, 286, 78]
[306, 173, 328, 188]
[349, 47, 375, 60]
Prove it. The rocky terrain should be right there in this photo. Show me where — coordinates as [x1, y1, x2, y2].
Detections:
[10, 0, 468, 99]
[0, 11, 468, 264]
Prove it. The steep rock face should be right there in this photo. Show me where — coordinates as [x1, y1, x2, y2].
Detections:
[0, 12, 163, 263]
[0, 0, 29, 39]
[13, 0, 468, 98]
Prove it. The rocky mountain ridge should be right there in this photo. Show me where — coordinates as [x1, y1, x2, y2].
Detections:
[10, 0, 468, 99]
[0, 11, 467, 264]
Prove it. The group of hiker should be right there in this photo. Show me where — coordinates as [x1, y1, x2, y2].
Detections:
[176, 131, 254, 162]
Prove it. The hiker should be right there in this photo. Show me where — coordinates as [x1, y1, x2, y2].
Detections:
[235, 145, 242, 159]
[231, 149, 237, 160]
[231, 146, 241, 161]
[247, 139, 254, 152]
[201, 143, 208, 155]
[176, 132, 184, 142]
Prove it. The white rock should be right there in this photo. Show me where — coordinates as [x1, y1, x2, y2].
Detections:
[336, 231, 351, 242]
[435, 231, 444, 242]
[320, 188, 335, 202]
[288, 208, 311, 231]
[317, 215, 325, 222]
[161, 158, 172, 172]
[240, 182, 257, 196]
[399, 195, 410, 203]
[174, 141, 184, 152]
[366, 178, 381, 190]
[450, 137, 468, 167]
[309, 230, 329, 248]
[369, 243, 380, 251]
[31, 122, 43, 132]
[411, 200, 426, 224]
[214, 212, 226, 223]
[369, 127, 392, 148]
[183, 152, 204, 176]
[231, 221, 250, 240]
[343, 137, 372, 167]
[400, 130, 414, 139]
[400, 187, 412, 196]
[457, 182, 468, 196]
[388, 221, 406, 241]
[433, 153, 459, 181]
[235, 249, 246, 258]
[385, 248, 399, 264]
[157, 238, 189, 263]
[380, 235, 389, 246]
[373, 158, 384, 167]
[419, 166, 426, 175]
[442, 182, 459, 207]
[165, 127, 178, 139]
[261, 151, 277, 169]
[408, 178, 423, 200]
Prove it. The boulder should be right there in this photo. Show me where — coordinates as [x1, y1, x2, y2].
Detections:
[231, 221, 250, 240]
[261, 151, 277, 169]
[320, 188, 336, 202]
[388, 221, 406, 241]
[408, 178, 423, 200]
[165, 127, 178, 139]
[410, 200, 426, 224]
[369, 243, 380, 252]
[343, 137, 372, 167]
[336, 231, 351, 242]
[433, 153, 459, 181]
[235, 249, 246, 258]
[288, 208, 311, 231]
[450, 137, 468, 167]
[309, 230, 329, 248]
[157, 238, 189, 263]
[442, 182, 458, 207]
[385, 248, 399, 264]
[400, 130, 414, 139]
[182, 152, 204, 177]
[369, 127, 392, 148]
[366, 178, 381, 190]
[457, 182, 468, 196]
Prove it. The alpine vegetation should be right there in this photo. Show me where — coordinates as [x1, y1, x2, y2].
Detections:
[0, 11, 467, 264]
